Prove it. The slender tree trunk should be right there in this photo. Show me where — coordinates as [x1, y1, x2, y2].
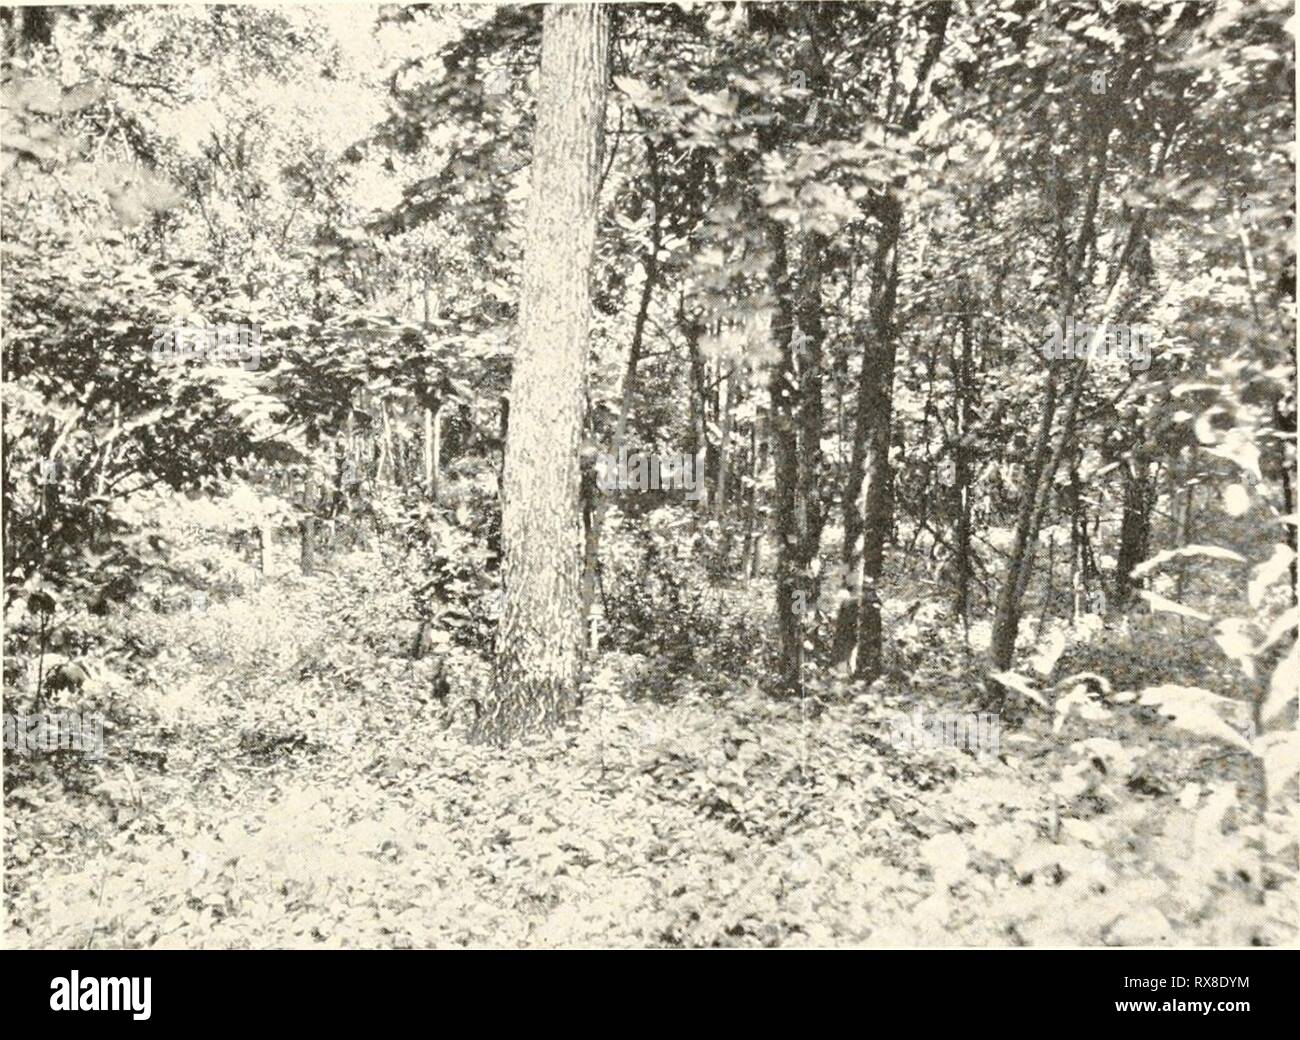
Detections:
[766, 221, 802, 696]
[831, 195, 901, 678]
[424, 406, 437, 498]
[583, 138, 660, 617]
[828, 5, 949, 670]
[478, 3, 608, 744]
[741, 416, 760, 576]
[954, 299, 974, 629]
[685, 309, 710, 513]
[378, 400, 395, 485]
[795, 231, 827, 607]
[715, 358, 737, 519]
[1113, 454, 1155, 612]
[989, 140, 1113, 671]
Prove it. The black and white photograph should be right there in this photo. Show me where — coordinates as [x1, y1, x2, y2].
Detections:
[0, 0, 1296, 973]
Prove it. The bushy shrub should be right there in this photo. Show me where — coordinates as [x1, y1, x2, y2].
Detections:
[399, 479, 501, 652]
[599, 505, 766, 692]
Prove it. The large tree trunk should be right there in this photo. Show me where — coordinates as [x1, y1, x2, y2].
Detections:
[477, 3, 608, 744]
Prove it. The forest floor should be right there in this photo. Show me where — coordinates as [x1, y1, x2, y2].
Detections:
[4, 547, 1291, 948]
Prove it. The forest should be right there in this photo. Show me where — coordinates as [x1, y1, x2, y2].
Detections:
[1, 1, 1296, 949]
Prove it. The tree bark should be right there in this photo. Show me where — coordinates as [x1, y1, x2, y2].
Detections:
[954, 297, 974, 630]
[832, 195, 901, 675]
[582, 137, 660, 617]
[829, 6, 949, 671]
[477, 3, 608, 744]
[795, 231, 827, 600]
[766, 221, 802, 695]
[1112, 454, 1155, 612]
[424, 405, 437, 498]
[854, 196, 903, 681]
[989, 139, 1112, 670]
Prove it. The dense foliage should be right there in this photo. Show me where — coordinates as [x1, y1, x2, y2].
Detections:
[2, 1, 1296, 947]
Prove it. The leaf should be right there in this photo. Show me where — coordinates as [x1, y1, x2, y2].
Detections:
[1261, 730, 1300, 801]
[1222, 483, 1251, 516]
[1193, 784, 1237, 855]
[920, 832, 968, 886]
[1138, 685, 1255, 753]
[1214, 617, 1258, 679]
[611, 76, 654, 107]
[1249, 545, 1295, 609]
[1202, 430, 1262, 481]
[1262, 638, 1298, 725]
[1107, 907, 1172, 945]
[1256, 606, 1300, 655]
[989, 670, 1049, 708]
[1138, 589, 1212, 622]
[1131, 544, 1248, 578]
[1059, 818, 1105, 847]
[1053, 687, 1112, 734]
[1029, 628, 1066, 676]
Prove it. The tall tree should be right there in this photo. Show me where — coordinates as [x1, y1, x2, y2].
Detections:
[475, 3, 609, 744]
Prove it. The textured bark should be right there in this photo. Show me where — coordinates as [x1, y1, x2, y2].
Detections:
[830, 6, 949, 671]
[795, 232, 827, 591]
[989, 143, 1110, 671]
[1112, 456, 1154, 612]
[423, 406, 437, 498]
[582, 138, 660, 616]
[714, 358, 738, 519]
[954, 298, 974, 627]
[478, 3, 608, 744]
[767, 221, 802, 695]
[854, 196, 902, 682]
[832, 195, 901, 674]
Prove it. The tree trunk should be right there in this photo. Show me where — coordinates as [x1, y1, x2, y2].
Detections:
[714, 358, 737, 520]
[989, 140, 1114, 671]
[766, 220, 802, 696]
[685, 310, 710, 513]
[300, 517, 315, 576]
[582, 138, 660, 617]
[832, 195, 901, 677]
[377, 400, 394, 485]
[795, 231, 827, 605]
[477, 2, 608, 744]
[828, 6, 949, 670]
[1113, 455, 1155, 612]
[741, 416, 761, 576]
[954, 301, 974, 631]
